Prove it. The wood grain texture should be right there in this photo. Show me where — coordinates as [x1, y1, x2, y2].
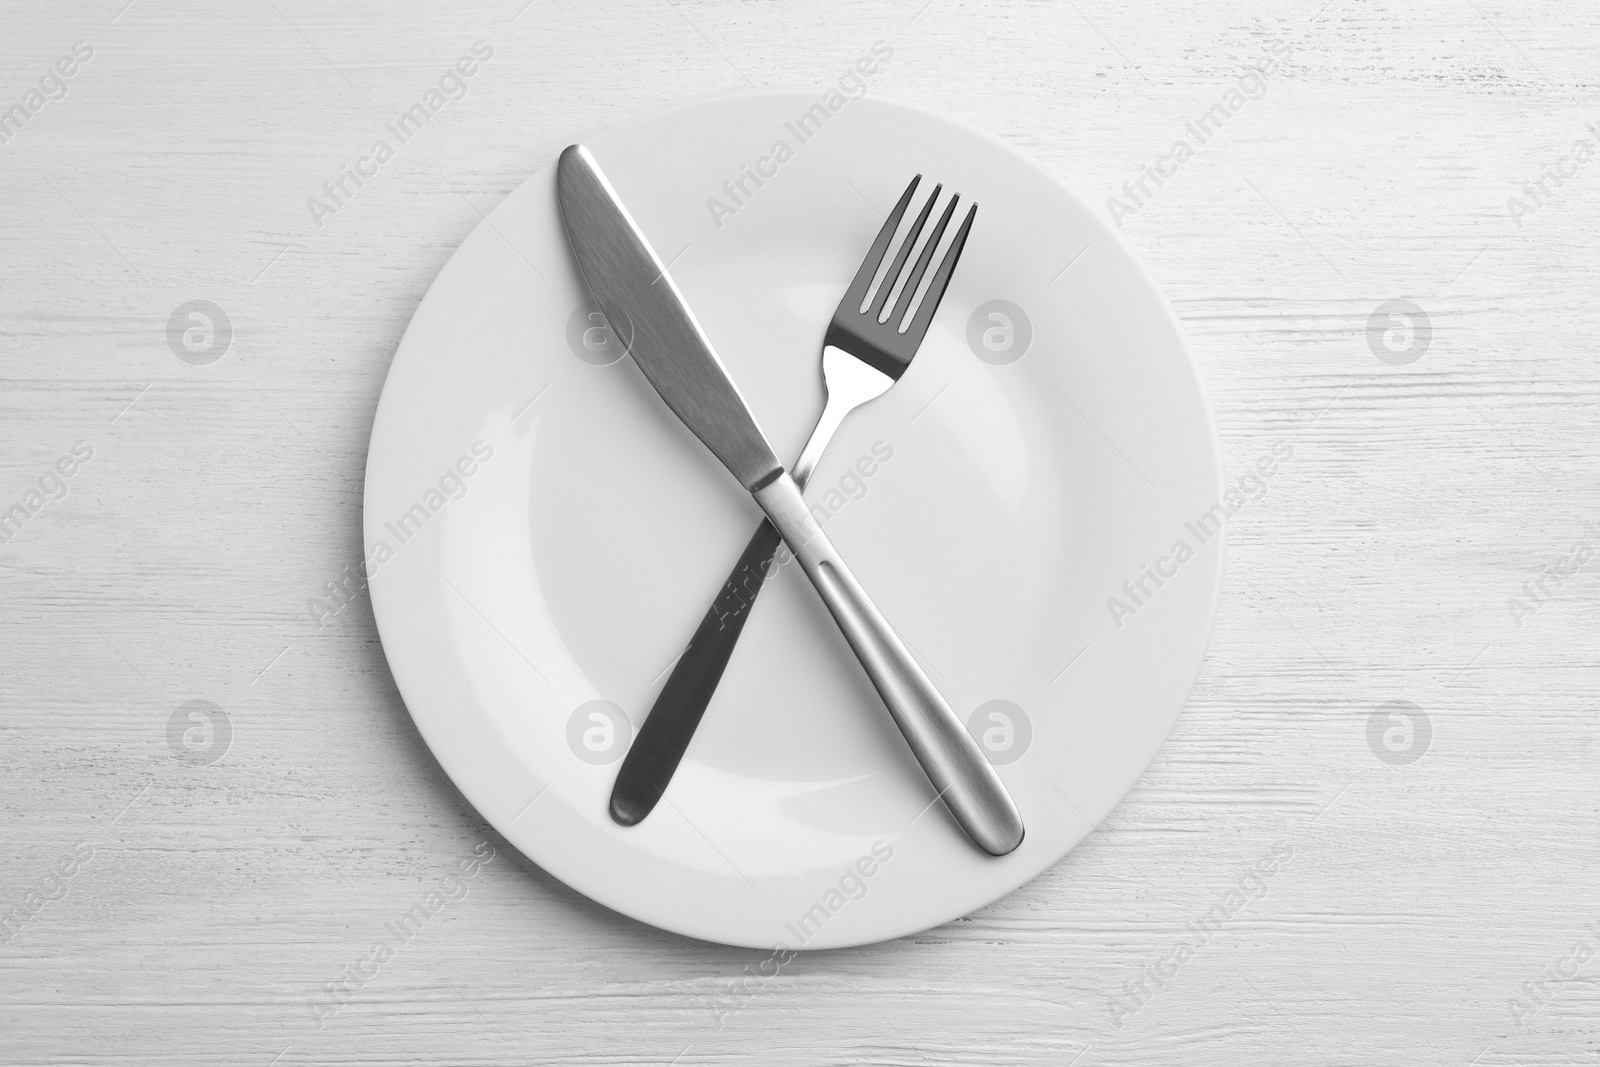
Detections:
[3, 0, 1599, 1063]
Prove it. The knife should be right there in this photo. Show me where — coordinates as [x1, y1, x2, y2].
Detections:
[556, 144, 1024, 856]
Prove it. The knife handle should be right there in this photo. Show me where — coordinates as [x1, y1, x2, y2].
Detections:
[752, 474, 1025, 857]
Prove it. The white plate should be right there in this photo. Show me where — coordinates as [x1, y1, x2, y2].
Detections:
[364, 88, 1223, 949]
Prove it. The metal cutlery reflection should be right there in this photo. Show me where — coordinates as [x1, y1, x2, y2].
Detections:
[557, 145, 1023, 856]
[609, 174, 975, 830]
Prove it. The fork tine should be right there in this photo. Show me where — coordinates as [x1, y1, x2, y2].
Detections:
[903, 202, 977, 342]
[869, 183, 942, 321]
[839, 175, 920, 316]
[888, 193, 959, 330]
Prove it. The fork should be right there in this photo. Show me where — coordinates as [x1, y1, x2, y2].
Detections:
[610, 175, 979, 828]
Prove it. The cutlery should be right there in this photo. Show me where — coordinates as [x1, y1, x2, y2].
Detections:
[557, 144, 1024, 856]
[610, 173, 972, 830]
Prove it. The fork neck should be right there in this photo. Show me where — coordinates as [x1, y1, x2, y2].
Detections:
[789, 423, 832, 492]
[790, 346, 895, 490]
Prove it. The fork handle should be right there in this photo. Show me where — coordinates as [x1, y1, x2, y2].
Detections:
[608, 517, 783, 827]
[750, 474, 1025, 856]
[609, 368, 856, 829]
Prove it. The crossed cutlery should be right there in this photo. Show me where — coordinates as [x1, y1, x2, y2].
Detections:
[557, 145, 1023, 856]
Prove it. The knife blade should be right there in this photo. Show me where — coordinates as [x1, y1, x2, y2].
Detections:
[556, 144, 1024, 856]
[554, 149, 781, 494]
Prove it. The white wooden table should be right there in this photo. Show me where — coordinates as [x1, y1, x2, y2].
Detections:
[3, 1, 1597, 1063]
